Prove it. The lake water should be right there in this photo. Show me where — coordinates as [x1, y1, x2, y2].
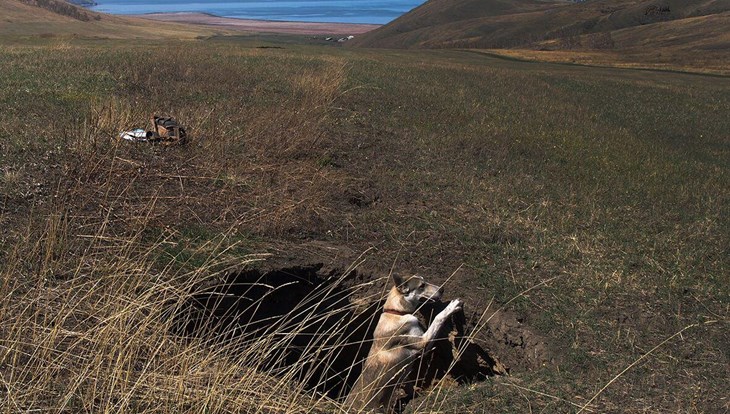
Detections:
[88, 0, 424, 24]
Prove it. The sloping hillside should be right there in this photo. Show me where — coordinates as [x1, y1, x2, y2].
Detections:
[351, 0, 730, 49]
[349, 0, 566, 48]
[0, 37, 728, 414]
[0, 0, 226, 38]
[593, 9, 730, 51]
[522, 11, 730, 66]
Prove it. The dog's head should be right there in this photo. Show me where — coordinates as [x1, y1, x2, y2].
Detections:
[392, 274, 443, 304]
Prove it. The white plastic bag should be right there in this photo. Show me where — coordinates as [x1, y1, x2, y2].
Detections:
[119, 128, 148, 142]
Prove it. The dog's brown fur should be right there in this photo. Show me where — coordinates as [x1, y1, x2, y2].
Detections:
[346, 274, 462, 413]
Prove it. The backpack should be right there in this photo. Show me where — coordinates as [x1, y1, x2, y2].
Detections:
[149, 115, 187, 144]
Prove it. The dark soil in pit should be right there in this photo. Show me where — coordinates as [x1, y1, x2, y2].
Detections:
[173, 264, 550, 406]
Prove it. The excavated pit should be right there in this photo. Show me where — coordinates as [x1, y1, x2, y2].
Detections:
[173, 264, 522, 404]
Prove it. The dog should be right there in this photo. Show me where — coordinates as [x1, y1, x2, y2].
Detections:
[345, 273, 462, 413]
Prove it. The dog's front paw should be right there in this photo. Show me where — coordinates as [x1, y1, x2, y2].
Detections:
[445, 298, 463, 315]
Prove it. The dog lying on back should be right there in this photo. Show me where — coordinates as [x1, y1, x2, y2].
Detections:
[346, 273, 462, 413]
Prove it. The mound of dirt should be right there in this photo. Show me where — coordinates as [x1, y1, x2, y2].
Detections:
[484, 308, 553, 370]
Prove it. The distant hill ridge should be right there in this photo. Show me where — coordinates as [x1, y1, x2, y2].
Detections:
[0, 0, 226, 38]
[19, 0, 100, 21]
[350, 0, 730, 49]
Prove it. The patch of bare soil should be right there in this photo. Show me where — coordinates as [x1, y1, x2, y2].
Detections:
[482, 307, 553, 371]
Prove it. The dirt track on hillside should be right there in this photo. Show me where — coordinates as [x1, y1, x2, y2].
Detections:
[136, 12, 380, 35]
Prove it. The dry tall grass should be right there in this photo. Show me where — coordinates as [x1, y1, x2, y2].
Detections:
[0, 206, 483, 413]
[1, 210, 326, 413]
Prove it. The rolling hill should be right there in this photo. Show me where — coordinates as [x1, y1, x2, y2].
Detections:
[0, 0, 728, 411]
[0, 0, 227, 38]
[350, 0, 730, 50]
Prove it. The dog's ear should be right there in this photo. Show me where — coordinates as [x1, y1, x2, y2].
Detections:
[391, 273, 409, 293]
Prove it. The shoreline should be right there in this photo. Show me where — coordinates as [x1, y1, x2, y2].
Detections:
[133, 12, 381, 35]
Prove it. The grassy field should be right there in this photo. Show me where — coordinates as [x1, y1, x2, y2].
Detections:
[0, 35, 728, 413]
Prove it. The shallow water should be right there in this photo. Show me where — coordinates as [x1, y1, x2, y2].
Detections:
[88, 0, 424, 24]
